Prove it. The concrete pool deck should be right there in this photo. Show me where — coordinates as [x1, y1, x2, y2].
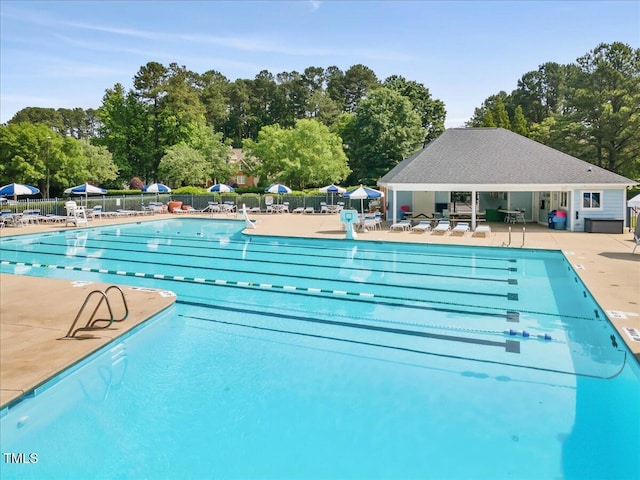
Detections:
[1, 211, 638, 408]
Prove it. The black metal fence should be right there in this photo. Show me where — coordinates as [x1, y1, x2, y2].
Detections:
[1, 193, 370, 215]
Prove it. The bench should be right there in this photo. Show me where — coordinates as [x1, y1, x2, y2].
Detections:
[584, 218, 624, 234]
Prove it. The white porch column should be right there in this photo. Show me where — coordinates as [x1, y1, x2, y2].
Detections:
[471, 190, 477, 230]
[392, 189, 398, 224]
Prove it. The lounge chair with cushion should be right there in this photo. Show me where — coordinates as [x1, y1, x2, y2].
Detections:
[410, 220, 432, 233]
[450, 222, 470, 235]
[473, 225, 492, 237]
[292, 207, 304, 214]
[432, 220, 451, 234]
[389, 219, 412, 231]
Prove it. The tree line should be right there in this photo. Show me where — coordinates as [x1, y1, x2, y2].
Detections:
[1, 41, 637, 197]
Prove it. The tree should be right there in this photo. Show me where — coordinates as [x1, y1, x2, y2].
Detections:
[96, 83, 154, 183]
[243, 119, 350, 190]
[383, 75, 446, 144]
[81, 142, 118, 185]
[563, 42, 640, 177]
[512, 105, 528, 135]
[8, 107, 64, 132]
[343, 88, 424, 184]
[157, 144, 209, 187]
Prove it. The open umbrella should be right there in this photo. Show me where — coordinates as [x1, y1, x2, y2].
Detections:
[265, 184, 291, 204]
[319, 184, 346, 205]
[265, 184, 292, 194]
[64, 183, 107, 206]
[343, 185, 384, 214]
[142, 183, 171, 194]
[143, 183, 171, 202]
[627, 194, 640, 209]
[209, 184, 235, 193]
[0, 183, 40, 201]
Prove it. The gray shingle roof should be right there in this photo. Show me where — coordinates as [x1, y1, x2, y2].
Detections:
[379, 128, 635, 187]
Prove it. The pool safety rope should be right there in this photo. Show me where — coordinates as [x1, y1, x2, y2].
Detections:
[0, 258, 599, 323]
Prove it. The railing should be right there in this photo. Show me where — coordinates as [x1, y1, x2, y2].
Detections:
[2, 193, 364, 216]
[64, 285, 129, 338]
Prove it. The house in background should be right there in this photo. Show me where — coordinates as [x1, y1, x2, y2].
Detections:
[378, 128, 637, 232]
[226, 148, 259, 188]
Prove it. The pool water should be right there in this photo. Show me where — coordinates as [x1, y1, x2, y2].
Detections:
[1, 218, 638, 479]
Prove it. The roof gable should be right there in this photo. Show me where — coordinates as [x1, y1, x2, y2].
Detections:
[379, 128, 635, 186]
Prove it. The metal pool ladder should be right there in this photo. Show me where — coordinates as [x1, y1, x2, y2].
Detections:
[65, 285, 129, 338]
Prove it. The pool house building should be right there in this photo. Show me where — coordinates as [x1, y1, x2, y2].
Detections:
[379, 128, 637, 232]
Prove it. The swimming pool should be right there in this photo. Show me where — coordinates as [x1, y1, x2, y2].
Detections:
[1, 218, 638, 479]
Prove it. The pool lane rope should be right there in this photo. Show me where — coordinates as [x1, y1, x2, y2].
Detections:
[0, 258, 593, 324]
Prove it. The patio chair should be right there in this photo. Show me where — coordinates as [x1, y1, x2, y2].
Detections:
[389, 219, 411, 231]
[88, 205, 104, 219]
[410, 220, 432, 233]
[450, 222, 470, 235]
[432, 220, 451, 234]
[304, 207, 315, 214]
[292, 207, 304, 214]
[473, 225, 492, 237]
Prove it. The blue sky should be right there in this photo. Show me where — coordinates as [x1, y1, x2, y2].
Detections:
[1, 1, 638, 127]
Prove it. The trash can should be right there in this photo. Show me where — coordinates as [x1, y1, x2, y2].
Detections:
[548, 210, 557, 229]
[552, 216, 566, 230]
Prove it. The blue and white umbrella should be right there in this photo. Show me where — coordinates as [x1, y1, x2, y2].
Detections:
[265, 183, 292, 195]
[209, 183, 235, 193]
[64, 183, 107, 195]
[0, 183, 40, 200]
[319, 184, 346, 205]
[142, 183, 171, 194]
[64, 183, 107, 206]
[343, 185, 384, 214]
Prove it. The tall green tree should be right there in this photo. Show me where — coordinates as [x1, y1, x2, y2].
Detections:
[157, 144, 209, 187]
[243, 119, 350, 189]
[383, 75, 446, 144]
[342, 88, 424, 184]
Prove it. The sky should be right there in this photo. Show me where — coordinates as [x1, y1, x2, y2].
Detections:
[1, 0, 638, 128]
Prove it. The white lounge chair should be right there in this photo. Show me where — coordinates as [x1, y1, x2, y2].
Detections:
[390, 219, 411, 231]
[473, 225, 492, 237]
[292, 207, 304, 214]
[410, 220, 432, 233]
[451, 222, 470, 235]
[304, 207, 315, 214]
[432, 220, 451, 234]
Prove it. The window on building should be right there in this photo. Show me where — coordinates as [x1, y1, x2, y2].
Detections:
[236, 175, 246, 186]
[560, 192, 568, 208]
[582, 191, 602, 209]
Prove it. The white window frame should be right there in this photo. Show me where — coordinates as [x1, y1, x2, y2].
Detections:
[236, 175, 246, 186]
[581, 191, 603, 210]
[559, 192, 568, 208]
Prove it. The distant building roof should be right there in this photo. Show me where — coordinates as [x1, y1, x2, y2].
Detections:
[379, 128, 635, 190]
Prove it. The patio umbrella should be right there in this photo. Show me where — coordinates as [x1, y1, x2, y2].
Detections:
[319, 184, 346, 205]
[142, 183, 171, 194]
[208, 183, 235, 193]
[343, 185, 384, 214]
[265, 183, 292, 194]
[142, 183, 171, 202]
[64, 183, 107, 206]
[265, 184, 291, 204]
[0, 183, 40, 201]
[627, 194, 640, 209]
